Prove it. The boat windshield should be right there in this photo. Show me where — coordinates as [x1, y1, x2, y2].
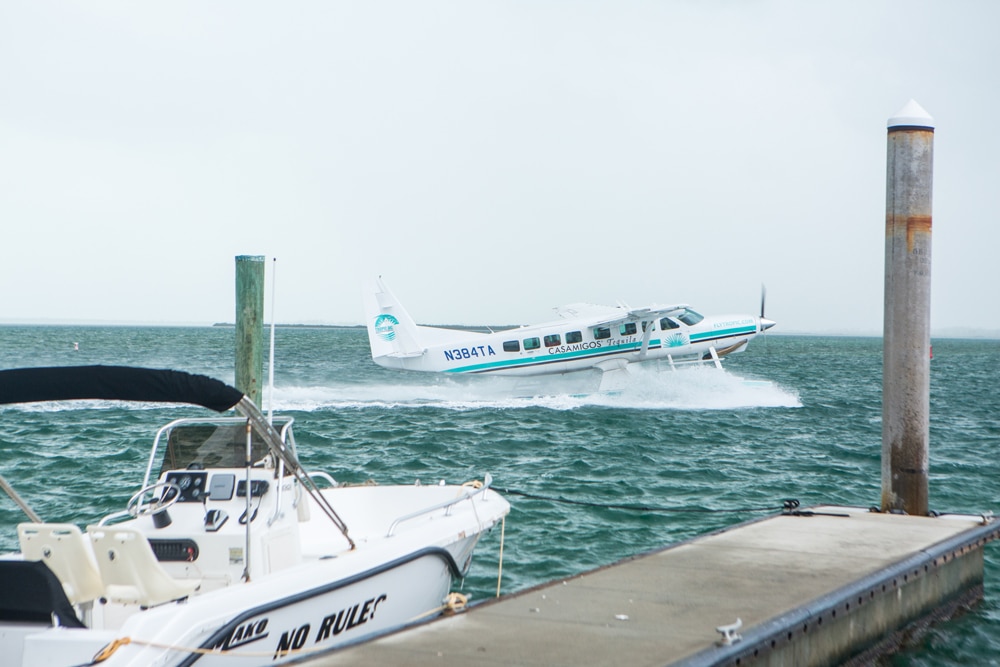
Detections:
[157, 417, 294, 477]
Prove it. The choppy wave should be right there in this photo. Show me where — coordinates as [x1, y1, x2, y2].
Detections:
[1, 363, 798, 414]
[1, 327, 997, 666]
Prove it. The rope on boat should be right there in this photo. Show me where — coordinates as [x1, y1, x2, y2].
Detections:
[91, 637, 131, 662]
[89, 594, 474, 664]
[405, 592, 470, 624]
[500, 487, 791, 515]
[89, 634, 354, 663]
[443, 591, 469, 615]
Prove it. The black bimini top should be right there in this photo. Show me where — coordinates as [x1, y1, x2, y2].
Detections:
[0, 366, 244, 413]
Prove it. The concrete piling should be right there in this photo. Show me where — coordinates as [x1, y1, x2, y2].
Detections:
[235, 255, 265, 407]
[882, 100, 934, 515]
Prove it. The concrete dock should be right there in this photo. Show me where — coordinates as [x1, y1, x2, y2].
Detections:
[303, 506, 998, 666]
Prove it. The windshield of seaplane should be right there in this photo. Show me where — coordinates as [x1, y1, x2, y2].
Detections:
[676, 309, 704, 326]
[155, 417, 296, 478]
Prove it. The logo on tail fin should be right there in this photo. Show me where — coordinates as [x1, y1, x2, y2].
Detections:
[373, 314, 400, 342]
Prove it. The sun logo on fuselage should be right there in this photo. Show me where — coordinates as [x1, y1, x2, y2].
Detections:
[373, 314, 399, 342]
[664, 332, 687, 348]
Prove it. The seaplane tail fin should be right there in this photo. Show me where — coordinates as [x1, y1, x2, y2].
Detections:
[363, 278, 425, 360]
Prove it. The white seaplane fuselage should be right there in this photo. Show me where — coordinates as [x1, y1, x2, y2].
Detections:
[364, 279, 775, 380]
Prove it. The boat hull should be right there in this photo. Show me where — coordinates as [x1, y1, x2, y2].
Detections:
[18, 545, 470, 666]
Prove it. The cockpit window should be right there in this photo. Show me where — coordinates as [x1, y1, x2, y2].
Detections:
[660, 317, 679, 330]
[677, 309, 704, 326]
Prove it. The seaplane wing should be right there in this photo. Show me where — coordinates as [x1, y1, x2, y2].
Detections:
[554, 303, 688, 326]
[623, 304, 689, 321]
[554, 303, 621, 320]
[362, 278, 775, 379]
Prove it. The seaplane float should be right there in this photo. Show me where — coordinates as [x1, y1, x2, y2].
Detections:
[364, 277, 775, 389]
[0, 365, 510, 666]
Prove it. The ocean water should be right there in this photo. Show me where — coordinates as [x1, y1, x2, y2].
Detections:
[0, 325, 998, 666]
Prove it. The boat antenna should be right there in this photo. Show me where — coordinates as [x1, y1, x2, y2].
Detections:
[267, 257, 277, 424]
[242, 420, 252, 582]
[266, 257, 288, 527]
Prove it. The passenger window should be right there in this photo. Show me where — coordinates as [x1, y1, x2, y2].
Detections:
[544, 334, 561, 347]
[503, 340, 520, 352]
[620, 322, 637, 336]
[594, 327, 611, 340]
[566, 331, 583, 344]
[660, 317, 679, 330]
[523, 337, 541, 350]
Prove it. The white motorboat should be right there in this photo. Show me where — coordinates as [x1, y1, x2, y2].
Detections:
[0, 366, 510, 666]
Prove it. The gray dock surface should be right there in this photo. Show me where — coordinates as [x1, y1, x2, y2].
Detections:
[304, 506, 998, 666]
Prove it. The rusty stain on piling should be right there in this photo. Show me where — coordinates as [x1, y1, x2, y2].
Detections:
[882, 100, 934, 516]
[885, 214, 932, 232]
[885, 215, 932, 254]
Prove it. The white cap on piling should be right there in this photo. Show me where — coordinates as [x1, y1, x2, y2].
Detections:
[888, 99, 934, 129]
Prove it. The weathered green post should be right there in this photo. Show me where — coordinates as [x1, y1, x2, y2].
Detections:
[235, 255, 265, 407]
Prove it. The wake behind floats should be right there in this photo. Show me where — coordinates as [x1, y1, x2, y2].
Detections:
[364, 278, 775, 388]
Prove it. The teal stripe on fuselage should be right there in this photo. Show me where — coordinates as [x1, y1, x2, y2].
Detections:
[443, 339, 657, 374]
[444, 324, 756, 374]
[689, 325, 756, 342]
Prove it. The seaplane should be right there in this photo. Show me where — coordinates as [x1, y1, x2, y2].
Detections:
[363, 278, 775, 388]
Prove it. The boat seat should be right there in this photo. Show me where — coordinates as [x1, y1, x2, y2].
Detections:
[87, 526, 201, 607]
[0, 560, 85, 628]
[18, 522, 104, 606]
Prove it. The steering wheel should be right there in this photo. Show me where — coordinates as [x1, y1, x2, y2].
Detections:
[126, 481, 182, 518]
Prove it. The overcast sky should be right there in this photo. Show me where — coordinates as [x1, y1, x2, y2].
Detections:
[2, 1, 998, 335]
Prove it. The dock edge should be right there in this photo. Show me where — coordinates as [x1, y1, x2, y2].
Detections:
[678, 516, 1000, 667]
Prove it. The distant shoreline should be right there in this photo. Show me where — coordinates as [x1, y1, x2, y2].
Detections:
[211, 323, 365, 329]
[211, 323, 522, 333]
[0, 322, 997, 339]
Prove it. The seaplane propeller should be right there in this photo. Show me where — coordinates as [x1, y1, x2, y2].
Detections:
[759, 284, 775, 352]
